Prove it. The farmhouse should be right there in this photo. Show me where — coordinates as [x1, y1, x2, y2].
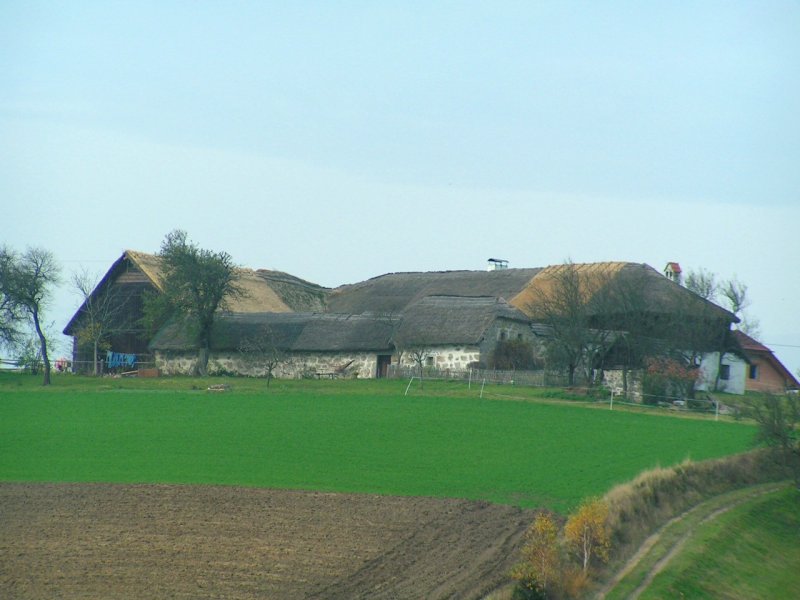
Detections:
[149, 295, 534, 379]
[64, 253, 742, 392]
[733, 330, 800, 393]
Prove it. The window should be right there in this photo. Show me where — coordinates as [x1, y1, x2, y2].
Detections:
[425, 356, 434, 367]
[499, 331, 507, 341]
[719, 364, 730, 381]
[749, 365, 758, 380]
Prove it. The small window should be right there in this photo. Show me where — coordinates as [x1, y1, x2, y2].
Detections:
[499, 331, 507, 341]
[719, 364, 730, 381]
[749, 365, 758, 380]
[425, 356, 434, 367]
[517, 333, 523, 340]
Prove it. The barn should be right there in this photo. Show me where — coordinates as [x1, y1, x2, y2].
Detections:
[63, 250, 328, 373]
[148, 295, 534, 379]
[64, 253, 740, 387]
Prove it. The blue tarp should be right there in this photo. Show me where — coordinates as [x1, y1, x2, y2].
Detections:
[106, 351, 136, 369]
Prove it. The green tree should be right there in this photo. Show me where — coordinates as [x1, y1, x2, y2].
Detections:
[0, 246, 24, 348]
[0, 247, 61, 385]
[148, 230, 244, 376]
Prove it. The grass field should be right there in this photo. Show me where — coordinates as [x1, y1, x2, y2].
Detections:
[641, 486, 800, 599]
[0, 373, 758, 511]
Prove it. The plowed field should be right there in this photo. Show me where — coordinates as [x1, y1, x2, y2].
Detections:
[0, 483, 535, 599]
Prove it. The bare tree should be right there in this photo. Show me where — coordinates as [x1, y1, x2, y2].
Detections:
[598, 267, 658, 397]
[1, 247, 61, 385]
[720, 277, 760, 338]
[71, 268, 135, 375]
[526, 261, 616, 386]
[238, 325, 289, 386]
[684, 268, 718, 301]
[406, 345, 431, 389]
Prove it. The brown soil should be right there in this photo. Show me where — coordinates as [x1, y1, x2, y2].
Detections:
[0, 483, 535, 600]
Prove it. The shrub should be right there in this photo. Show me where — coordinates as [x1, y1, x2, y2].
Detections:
[511, 512, 561, 597]
[511, 584, 548, 600]
[15, 338, 43, 375]
[489, 340, 538, 370]
[642, 356, 699, 404]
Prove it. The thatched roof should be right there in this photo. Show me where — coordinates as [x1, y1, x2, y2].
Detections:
[256, 270, 329, 312]
[70, 251, 739, 358]
[126, 251, 329, 313]
[393, 296, 530, 347]
[125, 250, 165, 290]
[510, 262, 628, 311]
[514, 262, 736, 323]
[326, 263, 735, 325]
[64, 251, 330, 336]
[150, 312, 394, 353]
[150, 296, 529, 353]
[150, 312, 310, 352]
[294, 314, 394, 351]
[327, 268, 543, 315]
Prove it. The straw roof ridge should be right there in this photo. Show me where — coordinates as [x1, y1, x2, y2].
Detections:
[327, 268, 543, 315]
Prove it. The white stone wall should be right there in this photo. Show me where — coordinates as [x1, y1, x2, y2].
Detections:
[602, 369, 644, 403]
[154, 350, 380, 379]
[395, 345, 481, 371]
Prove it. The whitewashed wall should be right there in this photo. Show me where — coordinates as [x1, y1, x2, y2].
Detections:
[154, 350, 380, 379]
[395, 345, 481, 371]
[696, 352, 747, 395]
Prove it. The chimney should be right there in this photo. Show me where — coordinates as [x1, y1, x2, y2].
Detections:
[487, 258, 509, 271]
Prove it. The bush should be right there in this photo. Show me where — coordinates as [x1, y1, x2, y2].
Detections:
[642, 356, 699, 404]
[15, 338, 43, 375]
[511, 583, 547, 600]
[489, 340, 538, 370]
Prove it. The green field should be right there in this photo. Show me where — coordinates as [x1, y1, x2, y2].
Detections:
[642, 487, 800, 599]
[0, 374, 758, 511]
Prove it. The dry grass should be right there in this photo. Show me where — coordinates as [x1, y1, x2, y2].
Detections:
[603, 449, 788, 562]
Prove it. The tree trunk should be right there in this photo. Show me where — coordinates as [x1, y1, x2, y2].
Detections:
[196, 347, 209, 376]
[32, 308, 50, 386]
[93, 340, 99, 376]
[622, 367, 629, 397]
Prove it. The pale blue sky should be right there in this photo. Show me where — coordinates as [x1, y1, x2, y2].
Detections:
[2, 1, 799, 373]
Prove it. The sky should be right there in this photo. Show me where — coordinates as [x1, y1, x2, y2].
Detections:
[2, 1, 799, 375]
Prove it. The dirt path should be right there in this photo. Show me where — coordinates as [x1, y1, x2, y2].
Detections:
[0, 482, 535, 600]
[598, 484, 783, 600]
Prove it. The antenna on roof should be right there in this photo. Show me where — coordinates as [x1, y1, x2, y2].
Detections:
[487, 258, 509, 271]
